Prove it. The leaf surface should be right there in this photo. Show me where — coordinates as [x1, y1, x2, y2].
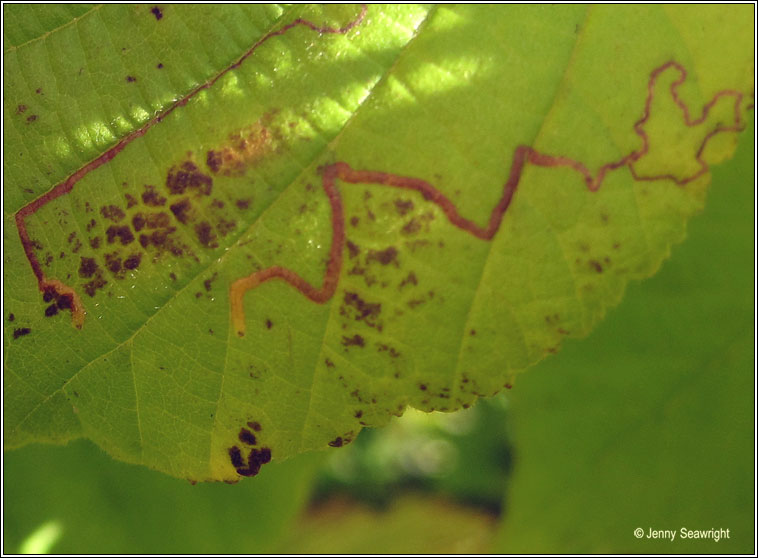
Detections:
[3, 5, 753, 481]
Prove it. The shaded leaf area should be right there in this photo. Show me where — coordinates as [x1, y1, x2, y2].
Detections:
[496, 123, 754, 554]
[1, 439, 326, 554]
[3, 4, 754, 482]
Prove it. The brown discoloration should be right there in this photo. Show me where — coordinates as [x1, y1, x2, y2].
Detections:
[106, 225, 134, 245]
[398, 271, 417, 290]
[125, 193, 138, 209]
[16, 104, 27, 114]
[394, 198, 414, 216]
[151, 6, 163, 20]
[83, 274, 107, 297]
[346, 240, 360, 259]
[8, 313, 15, 322]
[26, 114, 38, 124]
[132, 213, 146, 231]
[265, 319, 273, 329]
[206, 122, 273, 176]
[169, 198, 193, 224]
[341, 291, 381, 330]
[78, 257, 98, 278]
[368, 247, 398, 267]
[228, 446, 244, 469]
[377, 343, 400, 358]
[126, 75, 136, 83]
[195, 221, 218, 248]
[328, 437, 344, 448]
[238, 428, 257, 446]
[142, 185, 167, 207]
[100, 205, 125, 222]
[45, 304, 59, 317]
[325, 358, 335, 368]
[203, 272, 218, 292]
[342, 334, 365, 348]
[247, 421, 262, 432]
[13, 327, 31, 339]
[89, 237, 101, 249]
[166, 161, 212, 196]
[589, 260, 603, 273]
[146, 212, 171, 229]
[401, 218, 421, 235]
[86, 219, 97, 232]
[235, 198, 251, 210]
[105, 252, 122, 276]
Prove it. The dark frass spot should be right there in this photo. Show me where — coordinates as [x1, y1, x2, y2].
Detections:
[8, 313, 15, 322]
[228, 446, 244, 469]
[13, 328, 31, 339]
[265, 319, 273, 329]
[238, 428, 257, 446]
[151, 6, 163, 19]
[126, 76, 136, 83]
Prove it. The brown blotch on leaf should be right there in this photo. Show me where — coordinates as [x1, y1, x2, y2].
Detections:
[394, 199, 414, 216]
[166, 161, 212, 196]
[346, 240, 360, 259]
[402, 218, 421, 235]
[247, 421, 262, 432]
[83, 274, 108, 297]
[195, 221, 218, 248]
[354, 410, 363, 418]
[105, 252, 122, 275]
[142, 185, 167, 207]
[106, 225, 135, 245]
[78, 257, 98, 278]
[228, 446, 244, 469]
[236, 198, 251, 210]
[126, 75, 136, 82]
[100, 205, 125, 222]
[26, 114, 38, 123]
[203, 273, 218, 292]
[367, 246, 398, 267]
[13, 327, 31, 339]
[16, 104, 27, 114]
[8, 313, 15, 322]
[169, 198, 194, 224]
[325, 358, 335, 368]
[342, 334, 365, 348]
[89, 237, 101, 249]
[132, 213, 146, 232]
[57, 295, 73, 310]
[86, 219, 97, 232]
[44, 304, 58, 317]
[151, 6, 163, 19]
[342, 292, 381, 330]
[238, 428, 257, 446]
[589, 260, 603, 273]
[125, 193, 138, 208]
[265, 319, 273, 329]
[398, 271, 418, 290]
[146, 212, 171, 229]
[350, 216, 359, 227]
[328, 437, 344, 448]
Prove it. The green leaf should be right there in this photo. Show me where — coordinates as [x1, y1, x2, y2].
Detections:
[495, 121, 754, 554]
[3, 5, 753, 481]
[2, 438, 325, 553]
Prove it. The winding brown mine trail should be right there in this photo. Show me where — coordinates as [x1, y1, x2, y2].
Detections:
[12, 5, 748, 335]
[231, 60, 748, 336]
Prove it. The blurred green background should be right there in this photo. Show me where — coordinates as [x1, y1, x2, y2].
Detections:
[3, 124, 753, 554]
